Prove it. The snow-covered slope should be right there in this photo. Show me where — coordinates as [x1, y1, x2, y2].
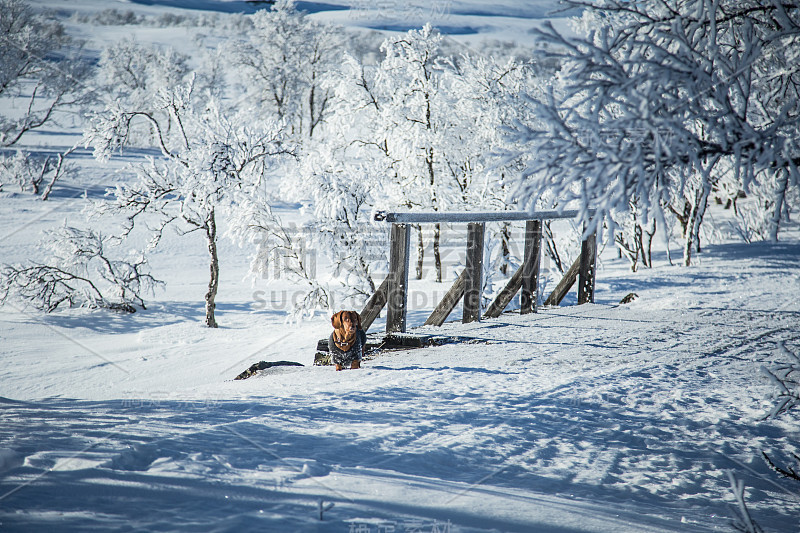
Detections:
[1, 1, 799, 532]
[2, 183, 799, 531]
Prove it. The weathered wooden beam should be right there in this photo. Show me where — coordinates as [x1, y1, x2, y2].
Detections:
[521, 220, 542, 314]
[463, 222, 485, 323]
[375, 209, 592, 224]
[578, 227, 597, 305]
[424, 268, 467, 326]
[386, 223, 410, 333]
[315, 331, 480, 361]
[483, 264, 523, 319]
[359, 275, 389, 332]
[543, 255, 581, 307]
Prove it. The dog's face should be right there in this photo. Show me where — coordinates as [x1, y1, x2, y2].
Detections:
[332, 310, 361, 335]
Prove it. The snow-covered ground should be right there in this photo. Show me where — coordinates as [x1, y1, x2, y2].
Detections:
[2, 1, 799, 532]
[2, 192, 799, 531]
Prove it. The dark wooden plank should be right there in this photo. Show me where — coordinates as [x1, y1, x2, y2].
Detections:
[386, 223, 410, 333]
[483, 264, 523, 319]
[462, 222, 485, 323]
[543, 254, 581, 307]
[424, 268, 467, 326]
[359, 275, 389, 332]
[521, 220, 542, 314]
[315, 332, 482, 365]
[578, 227, 597, 305]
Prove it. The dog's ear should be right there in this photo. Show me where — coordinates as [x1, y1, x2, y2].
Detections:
[353, 311, 362, 330]
[331, 311, 342, 329]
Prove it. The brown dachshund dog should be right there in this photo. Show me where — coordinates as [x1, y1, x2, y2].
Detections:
[330, 310, 366, 370]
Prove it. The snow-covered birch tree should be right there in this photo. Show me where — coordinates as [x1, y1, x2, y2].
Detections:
[303, 25, 531, 285]
[84, 77, 289, 328]
[0, 0, 91, 147]
[229, 150, 385, 320]
[94, 38, 191, 147]
[508, 0, 800, 265]
[228, 0, 342, 139]
[229, 24, 534, 318]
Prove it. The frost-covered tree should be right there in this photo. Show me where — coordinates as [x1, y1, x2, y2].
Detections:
[0, 0, 91, 146]
[231, 25, 533, 318]
[733, 170, 800, 243]
[293, 152, 386, 299]
[229, 0, 342, 139]
[311, 25, 531, 285]
[0, 225, 161, 313]
[509, 0, 800, 265]
[449, 53, 535, 276]
[0, 147, 75, 200]
[228, 189, 340, 322]
[225, 135, 388, 320]
[84, 77, 288, 327]
[95, 39, 191, 147]
[611, 199, 657, 272]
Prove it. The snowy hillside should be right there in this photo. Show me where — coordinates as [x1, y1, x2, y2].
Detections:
[1, 1, 799, 532]
[2, 191, 799, 531]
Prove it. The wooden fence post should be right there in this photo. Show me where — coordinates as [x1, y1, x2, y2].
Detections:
[463, 222, 485, 323]
[521, 220, 542, 314]
[386, 223, 410, 333]
[578, 225, 597, 305]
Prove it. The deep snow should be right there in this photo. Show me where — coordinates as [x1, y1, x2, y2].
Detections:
[1, 1, 799, 532]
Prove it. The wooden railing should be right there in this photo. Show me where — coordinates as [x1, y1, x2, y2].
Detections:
[360, 210, 597, 334]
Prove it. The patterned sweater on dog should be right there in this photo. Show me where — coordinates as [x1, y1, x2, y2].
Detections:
[329, 329, 366, 366]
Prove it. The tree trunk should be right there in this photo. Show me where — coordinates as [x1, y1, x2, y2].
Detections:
[30, 156, 49, 195]
[433, 223, 442, 283]
[680, 200, 691, 237]
[683, 199, 698, 267]
[205, 209, 220, 328]
[41, 153, 64, 201]
[683, 184, 710, 266]
[644, 219, 656, 268]
[308, 81, 315, 138]
[415, 224, 424, 280]
[634, 222, 645, 268]
[695, 190, 709, 253]
[500, 222, 511, 275]
[544, 222, 564, 273]
[769, 169, 789, 242]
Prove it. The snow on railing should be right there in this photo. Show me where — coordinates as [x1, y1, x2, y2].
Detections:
[373, 209, 589, 224]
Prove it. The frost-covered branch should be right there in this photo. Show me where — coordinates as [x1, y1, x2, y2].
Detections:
[227, 196, 333, 321]
[761, 343, 800, 419]
[0, 226, 162, 313]
[727, 472, 765, 533]
[0, 147, 77, 200]
[508, 0, 800, 263]
[762, 451, 800, 484]
[0, 0, 92, 146]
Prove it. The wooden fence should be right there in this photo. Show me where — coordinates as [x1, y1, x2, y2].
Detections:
[359, 210, 597, 334]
